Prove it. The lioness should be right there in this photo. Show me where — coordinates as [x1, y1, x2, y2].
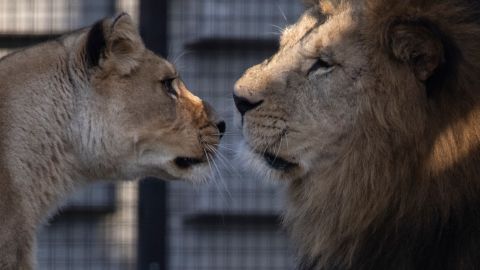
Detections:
[235, 0, 480, 269]
[0, 13, 224, 269]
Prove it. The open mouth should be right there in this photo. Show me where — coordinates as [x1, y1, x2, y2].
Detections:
[263, 152, 297, 171]
[174, 157, 203, 169]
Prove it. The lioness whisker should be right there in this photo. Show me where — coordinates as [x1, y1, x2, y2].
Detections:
[207, 150, 232, 201]
[208, 146, 239, 177]
[216, 144, 236, 152]
[213, 153, 232, 199]
[169, 50, 193, 68]
[210, 132, 238, 137]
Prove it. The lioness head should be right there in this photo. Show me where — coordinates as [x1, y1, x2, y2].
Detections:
[235, 0, 480, 268]
[68, 14, 225, 182]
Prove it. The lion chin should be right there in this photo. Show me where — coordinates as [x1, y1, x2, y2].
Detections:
[235, 141, 309, 182]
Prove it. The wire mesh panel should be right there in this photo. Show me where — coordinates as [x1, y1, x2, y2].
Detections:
[37, 183, 138, 270]
[168, 1, 305, 269]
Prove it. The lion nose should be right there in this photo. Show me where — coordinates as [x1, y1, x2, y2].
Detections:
[233, 94, 263, 116]
[216, 121, 226, 139]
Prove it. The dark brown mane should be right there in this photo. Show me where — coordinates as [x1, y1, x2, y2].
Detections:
[289, 1, 480, 269]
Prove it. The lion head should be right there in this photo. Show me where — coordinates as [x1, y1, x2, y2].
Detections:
[67, 14, 225, 182]
[235, 0, 480, 269]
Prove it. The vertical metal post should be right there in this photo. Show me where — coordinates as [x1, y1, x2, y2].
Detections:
[138, 0, 168, 269]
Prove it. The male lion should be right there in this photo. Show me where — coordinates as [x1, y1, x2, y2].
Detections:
[234, 0, 480, 269]
[0, 13, 224, 269]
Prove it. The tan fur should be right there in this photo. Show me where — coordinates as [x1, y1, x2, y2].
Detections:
[235, 0, 480, 269]
[0, 14, 222, 269]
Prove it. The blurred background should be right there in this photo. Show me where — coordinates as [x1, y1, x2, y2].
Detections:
[0, 0, 304, 269]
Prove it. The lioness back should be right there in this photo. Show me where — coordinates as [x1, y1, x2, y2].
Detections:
[0, 13, 224, 269]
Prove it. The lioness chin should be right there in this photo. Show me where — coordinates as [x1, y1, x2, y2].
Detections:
[235, 0, 480, 269]
[0, 13, 224, 269]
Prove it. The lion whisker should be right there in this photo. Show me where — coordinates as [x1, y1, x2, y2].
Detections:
[277, 5, 289, 24]
[273, 135, 284, 161]
[270, 24, 286, 35]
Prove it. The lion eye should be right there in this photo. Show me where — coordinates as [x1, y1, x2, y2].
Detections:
[161, 78, 177, 97]
[308, 58, 334, 75]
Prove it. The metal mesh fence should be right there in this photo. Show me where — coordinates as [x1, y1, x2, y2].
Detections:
[167, 1, 303, 269]
[0, 0, 305, 269]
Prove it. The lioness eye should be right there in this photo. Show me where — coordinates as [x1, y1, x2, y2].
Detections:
[161, 78, 177, 97]
[308, 58, 334, 75]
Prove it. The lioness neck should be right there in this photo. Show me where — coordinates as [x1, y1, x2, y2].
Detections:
[0, 37, 91, 223]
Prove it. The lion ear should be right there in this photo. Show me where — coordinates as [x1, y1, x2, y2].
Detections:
[85, 13, 144, 75]
[387, 19, 445, 81]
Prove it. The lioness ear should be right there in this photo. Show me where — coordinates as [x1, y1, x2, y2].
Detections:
[387, 19, 445, 81]
[85, 13, 144, 75]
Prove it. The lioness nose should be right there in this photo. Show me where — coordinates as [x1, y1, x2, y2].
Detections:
[233, 94, 263, 116]
[216, 121, 226, 139]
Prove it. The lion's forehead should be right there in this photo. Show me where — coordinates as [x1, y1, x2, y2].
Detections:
[280, 9, 323, 49]
[280, 8, 357, 60]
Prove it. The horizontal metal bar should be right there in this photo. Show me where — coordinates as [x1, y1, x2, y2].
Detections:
[0, 34, 61, 49]
[184, 212, 282, 227]
[184, 37, 279, 52]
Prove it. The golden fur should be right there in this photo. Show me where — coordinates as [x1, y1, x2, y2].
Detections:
[0, 14, 222, 269]
[235, 0, 480, 269]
